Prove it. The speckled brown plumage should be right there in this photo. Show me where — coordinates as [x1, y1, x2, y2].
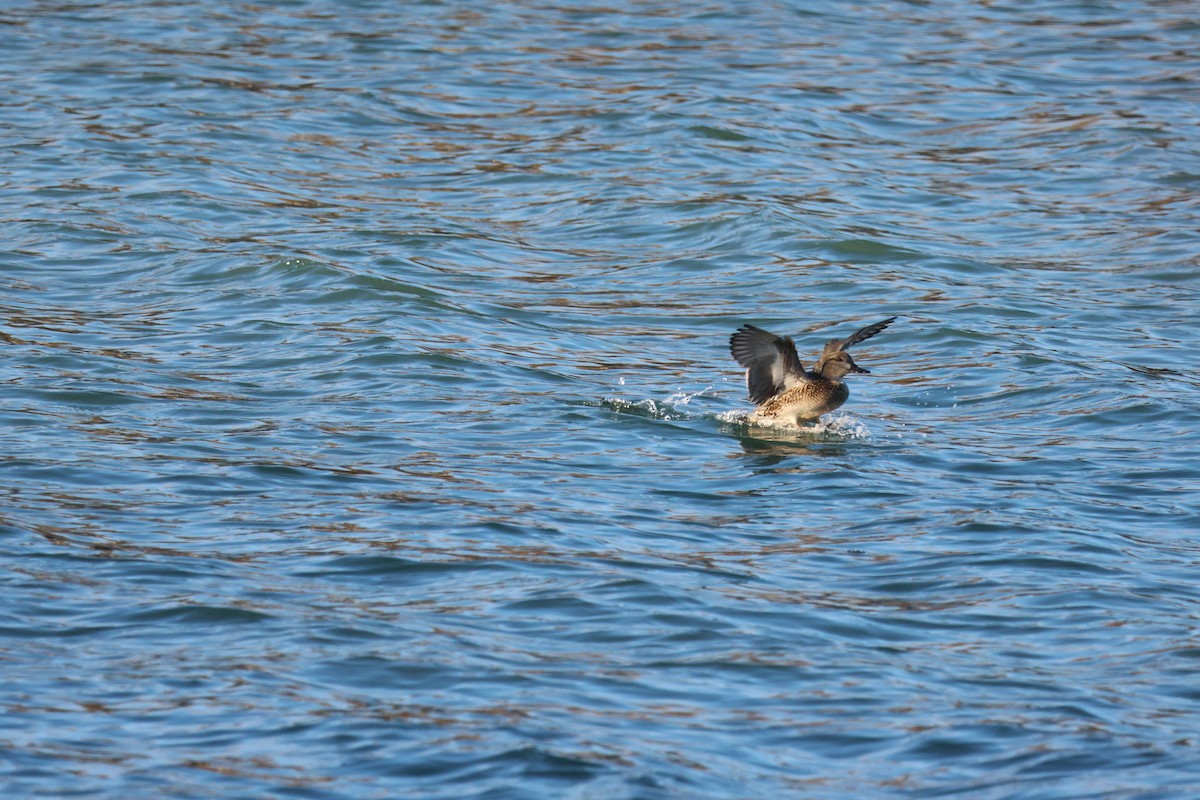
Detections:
[729, 317, 895, 425]
[751, 376, 849, 424]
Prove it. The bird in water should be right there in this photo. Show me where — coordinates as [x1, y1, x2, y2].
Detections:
[729, 317, 896, 425]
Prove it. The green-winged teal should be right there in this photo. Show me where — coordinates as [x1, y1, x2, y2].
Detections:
[730, 317, 896, 425]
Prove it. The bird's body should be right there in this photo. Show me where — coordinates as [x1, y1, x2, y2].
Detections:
[729, 317, 896, 425]
[751, 374, 849, 423]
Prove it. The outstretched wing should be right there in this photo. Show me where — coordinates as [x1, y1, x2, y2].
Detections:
[821, 316, 897, 360]
[837, 317, 896, 351]
[730, 324, 806, 405]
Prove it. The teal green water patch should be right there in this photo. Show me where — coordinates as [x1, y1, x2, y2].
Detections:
[803, 237, 923, 261]
[18, 388, 147, 408]
[126, 605, 273, 625]
[687, 125, 754, 142]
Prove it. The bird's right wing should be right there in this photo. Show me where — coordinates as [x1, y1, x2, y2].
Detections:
[836, 317, 897, 351]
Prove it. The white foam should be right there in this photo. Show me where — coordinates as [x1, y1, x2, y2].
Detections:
[812, 412, 871, 439]
[717, 409, 871, 439]
[605, 392, 871, 439]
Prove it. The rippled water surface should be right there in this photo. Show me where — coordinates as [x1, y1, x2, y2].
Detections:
[4, 1, 1200, 797]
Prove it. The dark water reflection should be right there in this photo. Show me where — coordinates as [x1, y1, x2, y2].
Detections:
[3, 0, 1200, 797]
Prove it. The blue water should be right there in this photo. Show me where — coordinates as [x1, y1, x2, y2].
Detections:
[3, 1, 1200, 797]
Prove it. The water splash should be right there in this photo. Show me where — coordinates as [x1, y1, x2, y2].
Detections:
[604, 389, 871, 439]
[599, 385, 717, 420]
[600, 385, 722, 421]
[812, 412, 871, 439]
[717, 409, 871, 439]
[601, 397, 689, 421]
[665, 385, 713, 407]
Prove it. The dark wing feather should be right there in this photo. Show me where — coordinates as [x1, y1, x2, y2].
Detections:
[836, 317, 897, 351]
[729, 324, 806, 405]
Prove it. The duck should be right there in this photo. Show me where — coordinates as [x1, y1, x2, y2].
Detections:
[729, 317, 896, 425]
